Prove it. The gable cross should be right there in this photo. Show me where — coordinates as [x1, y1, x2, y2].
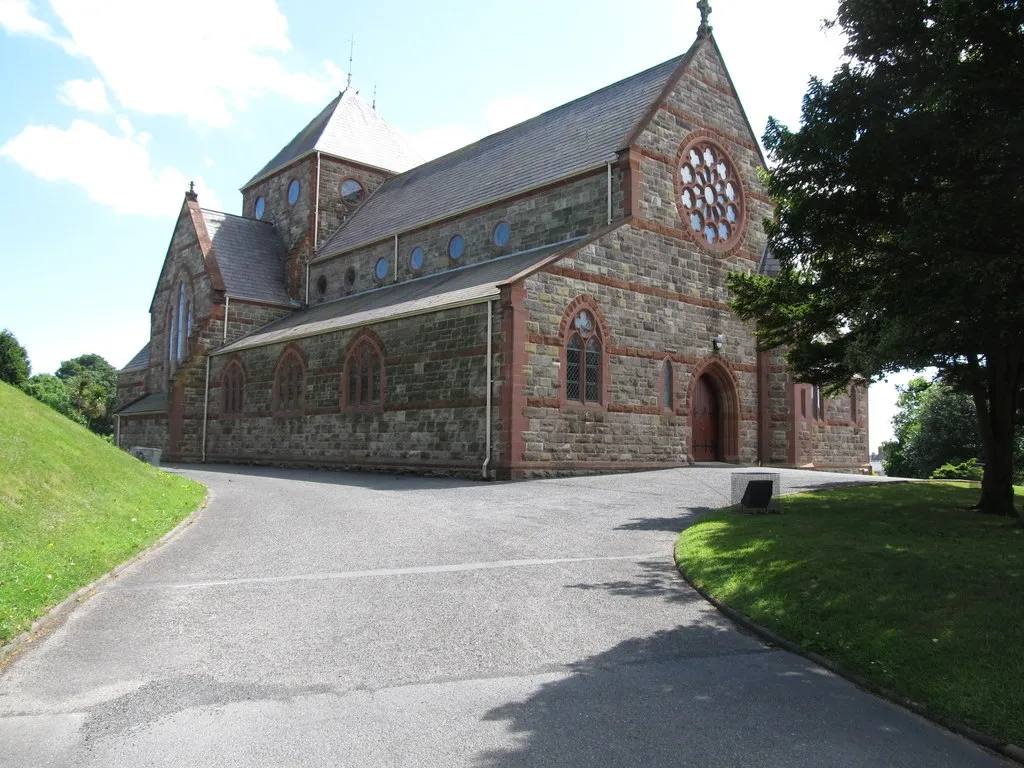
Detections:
[697, 0, 713, 37]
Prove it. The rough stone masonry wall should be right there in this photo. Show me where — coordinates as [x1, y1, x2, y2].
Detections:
[115, 368, 147, 411]
[802, 383, 870, 470]
[310, 170, 624, 303]
[117, 415, 169, 455]
[241, 156, 315, 255]
[316, 155, 392, 248]
[516, 224, 761, 474]
[203, 302, 505, 475]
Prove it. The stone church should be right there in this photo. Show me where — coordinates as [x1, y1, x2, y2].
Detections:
[115, 16, 870, 478]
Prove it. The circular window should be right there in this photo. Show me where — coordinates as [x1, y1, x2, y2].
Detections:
[316, 275, 327, 295]
[493, 221, 511, 247]
[375, 257, 390, 281]
[448, 234, 465, 261]
[340, 178, 364, 204]
[254, 196, 266, 220]
[344, 266, 356, 287]
[288, 179, 300, 206]
[410, 246, 425, 271]
[676, 137, 744, 251]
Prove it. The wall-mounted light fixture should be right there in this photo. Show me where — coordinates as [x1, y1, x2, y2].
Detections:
[713, 334, 725, 351]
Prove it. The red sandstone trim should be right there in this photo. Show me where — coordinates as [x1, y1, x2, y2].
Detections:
[341, 328, 387, 413]
[542, 264, 732, 310]
[556, 295, 611, 411]
[388, 345, 486, 366]
[271, 344, 307, 415]
[685, 355, 744, 462]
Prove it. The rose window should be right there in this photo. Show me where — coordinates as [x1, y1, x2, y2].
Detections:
[677, 139, 744, 250]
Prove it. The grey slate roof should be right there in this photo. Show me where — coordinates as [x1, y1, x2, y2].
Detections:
[116, 392, 167, 416]
[201, 209, 293, 305]
[244, 89, 423, 188]
[316, 46, 698, 259]
[215, 239, 583, 355]
[757, 245, 782, 277]
[121, 344, 149, 372]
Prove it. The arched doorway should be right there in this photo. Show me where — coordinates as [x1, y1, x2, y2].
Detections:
[692, 374, 721, 461]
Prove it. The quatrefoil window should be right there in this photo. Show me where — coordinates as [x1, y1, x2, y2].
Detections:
[676, 138, 744, 251]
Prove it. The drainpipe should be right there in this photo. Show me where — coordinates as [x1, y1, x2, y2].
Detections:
[606, 158, 613, 225]
[305, 262, 310, 306]
[313, 151, 321, 249]
[393, 234, 398, 283]
[481, 299, 493, 480]
[223, 295, 230, 342]
[201, 356, 210, 463]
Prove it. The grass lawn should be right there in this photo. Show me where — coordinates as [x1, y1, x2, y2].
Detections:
[676, 481, 1024, 746]
[0, 382, 205, 645]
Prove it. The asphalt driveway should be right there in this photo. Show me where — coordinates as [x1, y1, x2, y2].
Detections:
[0, 466, 1009, 767]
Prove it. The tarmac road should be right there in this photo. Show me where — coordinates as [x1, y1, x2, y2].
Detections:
[0, 465, 1008, 767]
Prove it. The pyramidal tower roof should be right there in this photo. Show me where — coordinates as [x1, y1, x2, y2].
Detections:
[243, 89, 424, 188]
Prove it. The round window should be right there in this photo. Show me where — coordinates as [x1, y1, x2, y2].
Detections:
[340, 178, 364, 204]
[288, 179, 300, 206]
[493, 221, 511, 247]
[448, 234, 465, 261]
[316, 275, 327, 295]
[410, 246, 425, 271]
[375, 257, 390, 281]
[254, 196, 266, 220]
[676, 137, 744, 251]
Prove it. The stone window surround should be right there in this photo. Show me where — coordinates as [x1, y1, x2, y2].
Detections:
[672, 130, 748, 257]
[339, 176, 364, 204]
[342, 329, 386, 413]
[221, 357, 246, 418]
[558, 295, 610, 411]
[660, 357, 675, 412]
[287, 178, 301, 207]
[272, 344, 307, 415]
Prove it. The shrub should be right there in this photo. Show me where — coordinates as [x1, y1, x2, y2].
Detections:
[931, 458, 983, 482]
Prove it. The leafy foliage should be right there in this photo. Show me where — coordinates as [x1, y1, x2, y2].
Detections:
[728, 0, 1024, 516]
[931, 459, 983, 481]
[21, 374, 86, 425]
[0, 329, 30, 387]
[56, 353, 117, 435]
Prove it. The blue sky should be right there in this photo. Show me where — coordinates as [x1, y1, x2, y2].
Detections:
[0, 0, 910, 450]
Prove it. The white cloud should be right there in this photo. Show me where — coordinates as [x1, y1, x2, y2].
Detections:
[57, 77, 109, 112]
[6, 0, 345, 127]
[1, 119, 221, 215]
[405, 124, 480, 162]
[407, 96, 545, 162]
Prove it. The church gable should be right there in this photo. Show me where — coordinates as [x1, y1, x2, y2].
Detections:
[630, 36, 770, 264]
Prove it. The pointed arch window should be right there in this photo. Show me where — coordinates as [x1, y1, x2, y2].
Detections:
[222, 360, 245, 416]
[274, 349, 306, 413]
[565, 309, 603, 405]
[167, 279, 194, 376]
[661, 359, 674, 409]
[345, 337, 385, 410]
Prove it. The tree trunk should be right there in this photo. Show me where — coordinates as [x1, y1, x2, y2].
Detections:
[968, 351, 1021, 519]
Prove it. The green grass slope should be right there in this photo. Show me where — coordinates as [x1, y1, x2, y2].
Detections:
[677, 482, 1024, 746]
[0, 382, 205, 644]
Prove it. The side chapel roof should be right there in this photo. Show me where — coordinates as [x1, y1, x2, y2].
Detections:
[120, 343, 149, 372]
[316, 40, 703, 259]
[199, 209, 292, 304]
[243, 89, 423, 188]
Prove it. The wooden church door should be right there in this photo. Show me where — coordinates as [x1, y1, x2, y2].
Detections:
[692, 374, 720, 461]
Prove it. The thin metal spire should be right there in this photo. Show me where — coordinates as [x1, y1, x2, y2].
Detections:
[372, 82, 377, 110]
[346, 36, 354, 89]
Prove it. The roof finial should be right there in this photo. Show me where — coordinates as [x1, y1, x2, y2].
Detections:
[372, 82, 377, 110]
[696, 0, 712, 38]
[185, 180, 197, 202]
[346, 35, 354, 89]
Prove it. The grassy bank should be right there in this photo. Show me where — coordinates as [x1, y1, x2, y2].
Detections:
[676, 481, 1024, 746]
[0, 382, 205, 644]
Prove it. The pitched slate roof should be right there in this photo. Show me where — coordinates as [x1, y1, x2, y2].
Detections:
[121, 344, 149, 372]
[215, 239, 584, 355]
[200, 209, 293, 305]
[757, 245, 781, 277]
[316, 44, 701, 260]
[244, 89, 423, 188]
[116, 392, 167, 416]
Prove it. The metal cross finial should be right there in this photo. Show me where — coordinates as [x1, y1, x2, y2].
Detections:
[189, 180, 195, 194]
[346, 35, 354, 89]
[697, 0, 713, 37]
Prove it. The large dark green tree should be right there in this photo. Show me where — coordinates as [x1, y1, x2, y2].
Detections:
[22, 373, 87, 425]
[728, 0, 1024, 517]
[56, 353, 117, 435]
[0, 329, 30, 387]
